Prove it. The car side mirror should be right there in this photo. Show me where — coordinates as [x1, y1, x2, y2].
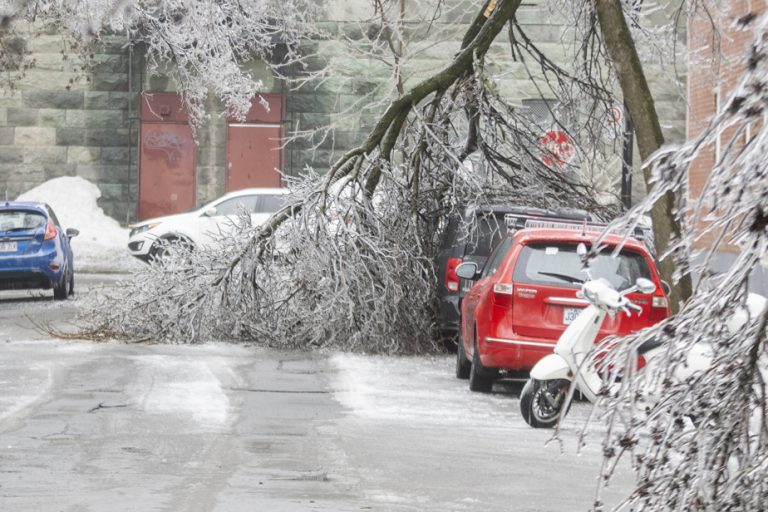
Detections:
[203, 207, 217, 217]
[635, 277, 656, 295]
[65, 228, 79, 238]
[661, 280, 671, 296]
[455, 261, 480, 280]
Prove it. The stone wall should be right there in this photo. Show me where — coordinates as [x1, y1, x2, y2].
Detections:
[0, 1, 687, 223]
[0, 29, 139, 223]
[285, 0, 688, 209]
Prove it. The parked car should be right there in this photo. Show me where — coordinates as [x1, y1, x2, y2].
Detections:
[0, 202, 78, 299]
[455, 219, 670, 392]
[435, 205, 593, 351]
[128, 188, 287, 262]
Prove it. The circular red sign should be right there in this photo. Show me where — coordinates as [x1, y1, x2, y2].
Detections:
[538, 130, 575, 167]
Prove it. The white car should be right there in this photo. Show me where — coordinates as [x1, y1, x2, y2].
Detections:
[127, 188, 287, 262]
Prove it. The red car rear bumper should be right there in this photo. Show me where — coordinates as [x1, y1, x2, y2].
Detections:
[479, 336, 557, 371]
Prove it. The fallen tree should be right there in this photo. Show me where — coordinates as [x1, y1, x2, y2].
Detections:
[81, 0, 629, 350]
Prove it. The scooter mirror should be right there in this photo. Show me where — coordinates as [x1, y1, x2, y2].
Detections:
[576, 242, 588, 257]
[635, 277, 656, 295]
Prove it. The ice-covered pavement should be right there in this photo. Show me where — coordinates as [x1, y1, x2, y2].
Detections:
[328, 353, 631, 511]
[0, 330, 633, 511]
[331, 353, 601, 429]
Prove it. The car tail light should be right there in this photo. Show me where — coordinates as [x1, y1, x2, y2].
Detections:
[44, 220, 58, 241]
[445, 257, 463, 292]
[492, 283, 514, 307]
[650, 295, 669, 321]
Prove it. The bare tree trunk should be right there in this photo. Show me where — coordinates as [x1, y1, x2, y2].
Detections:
[593, 0, 692, 312]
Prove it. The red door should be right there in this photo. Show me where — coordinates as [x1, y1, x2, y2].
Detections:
[138, 93, 196, 220]
[226, 93, 285, 191]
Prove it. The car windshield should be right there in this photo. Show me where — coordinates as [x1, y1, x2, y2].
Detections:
[513, 242, 652, 291]
[0, 210, 46, 232]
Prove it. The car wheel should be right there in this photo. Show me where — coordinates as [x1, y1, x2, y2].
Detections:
[455, 333, 471, 380]
[68, 272, 75, 296]
[53, 273, 69, 300]
[468, 339, 495, 393]
[520, 378, 570, 428]
[150, 236, 192, 264]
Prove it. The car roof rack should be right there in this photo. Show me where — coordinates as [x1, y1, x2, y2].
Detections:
[516, 217, 646, 241]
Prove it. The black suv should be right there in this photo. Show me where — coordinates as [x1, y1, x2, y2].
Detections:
[435, 205, 594, 351]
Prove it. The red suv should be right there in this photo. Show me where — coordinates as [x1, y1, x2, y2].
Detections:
[455, 221, 670, 392]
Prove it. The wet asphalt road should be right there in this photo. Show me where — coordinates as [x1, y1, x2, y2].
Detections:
[0, 274, 633, 511]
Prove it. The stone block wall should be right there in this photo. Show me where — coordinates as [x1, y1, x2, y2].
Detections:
[0, 1, 687, 223]
[0, 32, 139, 223]
[285, 0, 688, 208]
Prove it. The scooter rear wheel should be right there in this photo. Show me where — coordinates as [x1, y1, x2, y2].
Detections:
[520, 378, 570, 428]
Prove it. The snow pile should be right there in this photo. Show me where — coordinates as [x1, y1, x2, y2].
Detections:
[17, 177, 141, 273]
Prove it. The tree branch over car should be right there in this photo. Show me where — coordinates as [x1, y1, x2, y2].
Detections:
[8, 0, 768, 509]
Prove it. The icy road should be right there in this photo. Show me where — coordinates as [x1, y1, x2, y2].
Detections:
[0, 276, 633, 511]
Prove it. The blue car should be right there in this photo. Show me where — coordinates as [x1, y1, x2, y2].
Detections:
[0, 202, 78, 300]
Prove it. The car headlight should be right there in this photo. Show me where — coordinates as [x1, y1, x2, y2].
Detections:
[129, 223, 159, 237]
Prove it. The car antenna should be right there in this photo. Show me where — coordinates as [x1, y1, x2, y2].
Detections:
[581, 219, 586, 237]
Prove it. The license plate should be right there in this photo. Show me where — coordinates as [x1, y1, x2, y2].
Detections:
[563, 307, 581, 325]
[0, 241, 17, 252]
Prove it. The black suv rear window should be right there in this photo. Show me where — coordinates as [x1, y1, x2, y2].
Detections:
[513, 243, 651, 291]
[463, 213, 507, 258]
[0, 210, 46, 232]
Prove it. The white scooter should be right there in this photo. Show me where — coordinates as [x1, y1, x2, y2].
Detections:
[520, 265, 768, 428]
[520, 275, 653, 428]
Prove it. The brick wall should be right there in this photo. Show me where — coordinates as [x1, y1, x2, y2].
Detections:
[687, 0, 764, 253]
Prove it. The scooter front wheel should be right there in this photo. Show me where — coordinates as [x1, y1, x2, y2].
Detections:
[520, 378, 570, 428]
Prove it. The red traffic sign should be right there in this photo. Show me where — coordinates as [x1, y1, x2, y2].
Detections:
[538, 130, 575, 168]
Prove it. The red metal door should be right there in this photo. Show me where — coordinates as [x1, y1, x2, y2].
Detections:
[226, 93, 285, 191]
[138, 93, 196, 220]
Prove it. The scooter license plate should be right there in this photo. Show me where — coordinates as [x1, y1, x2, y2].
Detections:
[563, 307, 581, 325]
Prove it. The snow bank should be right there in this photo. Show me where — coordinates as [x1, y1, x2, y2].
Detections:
[17, 177, 141, 273]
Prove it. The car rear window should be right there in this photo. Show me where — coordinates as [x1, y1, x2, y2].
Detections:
[463, 212, 508, 258]
[513, 243, 652, 291]
[0, 210, 46, 232]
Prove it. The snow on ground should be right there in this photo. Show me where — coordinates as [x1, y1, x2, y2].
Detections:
[17, 177, 141, 273]
[0, 361, 53, 424]
[129, 354, 231, 430]
[330, 353, 600, 432]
